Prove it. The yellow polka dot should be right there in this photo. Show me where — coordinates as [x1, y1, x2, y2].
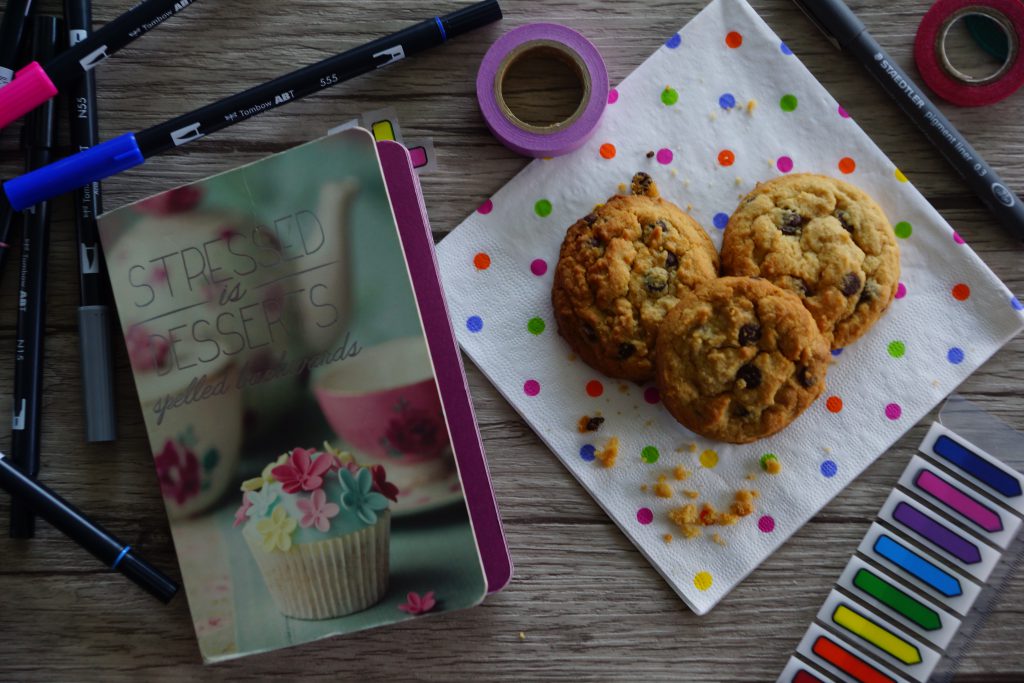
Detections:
[894, 168, 908, 183]
[699, 449, 718, 468]
[694, 571, 713, 591]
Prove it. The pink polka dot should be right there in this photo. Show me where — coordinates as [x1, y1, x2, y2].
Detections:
[953, 231, 965, 244]
[478, 199, 493, 215]
[777, 156, 794, 173]
[643, 387, 660, 404]
[523, 380, 540, 396]
[656, 148, 673, 165]
[530, 259, 548, 276]
[758, 515, 775, 533]
[608, 88, 619, 104]
[637, 508, 654, 524]
[838, 105, 850, 119]
[885, 403, 902, 420]
[895, 282, 907, 299]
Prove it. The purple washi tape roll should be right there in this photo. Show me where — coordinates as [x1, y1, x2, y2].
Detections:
[476, 23, 609, 158]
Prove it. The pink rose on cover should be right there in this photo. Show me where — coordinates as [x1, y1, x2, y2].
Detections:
[272, 447, 333, 493]
[155, 439, 201, 505]
[233, 494, 253, 527]
[383, 410, 443, 457]
[296, 489, 340, 532]
[135, 185, 203, 215]
[126, 325, 171, 372]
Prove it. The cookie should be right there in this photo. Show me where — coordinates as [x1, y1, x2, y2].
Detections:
[720, 174, 899, 348]
[552, 173, 719, 381]
[655, 277, 830, 444]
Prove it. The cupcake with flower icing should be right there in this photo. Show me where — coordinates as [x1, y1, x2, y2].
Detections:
[236, 444, 398, 619]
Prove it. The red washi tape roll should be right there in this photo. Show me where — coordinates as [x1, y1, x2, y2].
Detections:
[477, 23, 609, 157]
[915, 0, 1024, 107]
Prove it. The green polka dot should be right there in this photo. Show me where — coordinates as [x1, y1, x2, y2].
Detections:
[894, 221, 912, 239]
[527, 317, 545, 335]
[888, 340, 906, 358]
[641, 446, 660, 464]
[780, 94, 798, 112]
[661, 87, 679, 106]
[534, 199, 552, 217]
[759, 453, 778, 470]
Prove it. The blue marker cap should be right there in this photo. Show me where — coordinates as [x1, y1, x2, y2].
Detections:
[3, 132, 144, 211]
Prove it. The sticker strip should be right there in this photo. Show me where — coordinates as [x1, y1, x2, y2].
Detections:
[812, 633, 898, 683]
[777, 656, 835, 683]
[920, 423, 1024, 515]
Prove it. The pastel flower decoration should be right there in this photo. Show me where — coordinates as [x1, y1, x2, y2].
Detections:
[247, 485, 279, 519]
[256, 506, 297, 552]
[322, 442, 356, 472]
[296, 488, 340, 532]
[370, 465, 399, 502]
[338, 467, 389, 525]
[398, 591, 437, 615]
[240, 477, 264, 492]
[272, 447, 333, 493]
[233, 494, 253, 527]
[261, 452, 290, 484]
[154, 439, 201, 505]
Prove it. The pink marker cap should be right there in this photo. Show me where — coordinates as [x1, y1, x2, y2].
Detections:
[0, 62, 58, 131]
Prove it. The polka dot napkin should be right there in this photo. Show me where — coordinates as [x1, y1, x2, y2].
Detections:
[435, 0, 1024, 615]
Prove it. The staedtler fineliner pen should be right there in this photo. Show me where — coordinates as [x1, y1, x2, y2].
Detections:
[9, 14, 58, 539]
[0, 451, 179, 602]
[1, 0, 503, 211]
[65, 0, 116, 443]
[793, 0, 1024, 241]
[0, 0, 34, 87]
[0, 0, 197, 131]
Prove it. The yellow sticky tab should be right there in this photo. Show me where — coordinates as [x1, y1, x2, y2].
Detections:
[833, 604, 922, 665]
[371, 120, 395, 141]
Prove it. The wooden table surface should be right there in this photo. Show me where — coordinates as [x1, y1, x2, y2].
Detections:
[1, 0, 1022, 680]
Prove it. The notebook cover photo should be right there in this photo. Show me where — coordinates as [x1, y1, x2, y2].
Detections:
[97, 128, 506, 661]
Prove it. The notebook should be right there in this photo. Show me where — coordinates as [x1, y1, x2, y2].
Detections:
[98, 129, 511, 662]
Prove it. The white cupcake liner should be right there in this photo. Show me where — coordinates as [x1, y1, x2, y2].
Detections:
[244, 510, 390, 620]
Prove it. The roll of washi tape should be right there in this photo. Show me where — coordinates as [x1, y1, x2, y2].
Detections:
[914, 0, 1024, 107]
[477, 23, 609, 157]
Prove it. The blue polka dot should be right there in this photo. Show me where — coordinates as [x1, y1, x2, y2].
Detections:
[1012, 296, 1024, 311]
[780, 41, 793, 55]
[718, 93, 736, 110]
[831, 348, 844, 357]
[713, 212, 729, 229]
[580, 444, 596, 462]
[665, 34, 681, 49]
[466, 316, 483, 332]
[821, 460, 838, 478]
[947, 347, 964, 364]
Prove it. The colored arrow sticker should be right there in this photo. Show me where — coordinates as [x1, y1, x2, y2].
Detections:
[853, 568, 942, 631]
[873, 535, 962, 597]
[832, 604, 922, 665]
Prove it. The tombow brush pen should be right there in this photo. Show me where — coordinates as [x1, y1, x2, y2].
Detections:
[0, 451, 179, 602]
[0, 0, 34, 87]
[65, 0, 116, 442]
[1, 0, 503, 211]
[9, 15, 58, 539]
[0, 0, 197, 130]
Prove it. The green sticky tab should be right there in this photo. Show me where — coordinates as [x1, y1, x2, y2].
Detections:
[853, 568, 942, 631]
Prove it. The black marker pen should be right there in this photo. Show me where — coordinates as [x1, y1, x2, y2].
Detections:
[65, 0, 116, 442]
[793, 0, 1024, 241]
[2, 0, 503, 211]
[0, 0, 198, 130]
[0, 0, 34, 87]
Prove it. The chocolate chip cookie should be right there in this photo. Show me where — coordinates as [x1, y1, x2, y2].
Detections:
[720, 174, 899, 348]
[552, 173, 719, 381]
[655, 277, 830, 444]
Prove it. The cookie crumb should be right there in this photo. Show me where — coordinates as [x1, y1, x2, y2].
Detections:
[663, 533, 673, 543]
[617, 182, 627, 194]
[669, 503, 698, 526]
[745, 473, 757, 481]
[646, 150, 655, 159]
[644, 419, 654, 428]
[577, 415, 605, 433]
[718, 513, 739, 526]
[596, 436, 619, 468]
[735, 177, 743, 186]
[519, 631, 526, 641]
[823, 446, 832, 454]
[712, 533, 726, 547]
[618, 383, 630, 394]
[673, 465, 690, 481]
[687, 442, 698, 453]
[747, 99, 757, 114]
[670, 168, 678, 177]
[686, 203, 694, 213]
[654, 475, 673, 498]
[683, 489, 699, 499]
[759, 453, 781, 474]
[709, 112, 717, 121]
[730, 489, 757, 517]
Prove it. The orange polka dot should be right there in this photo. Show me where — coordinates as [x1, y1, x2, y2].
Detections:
[586, 380, 604, 397]
[838, 157, 857, 174]
[952, 283, 971, 301]
[826, 396, 843, 413]
[725, 31, 743, 48]
[718, 149, 735, 166]
[599, 143, 616, 159]
[473, 252, 491, 270]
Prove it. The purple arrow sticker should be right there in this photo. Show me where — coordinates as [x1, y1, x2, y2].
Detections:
[893, 502, 982, 564]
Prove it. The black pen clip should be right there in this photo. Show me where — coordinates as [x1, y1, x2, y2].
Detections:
[791, 0, 842, 51]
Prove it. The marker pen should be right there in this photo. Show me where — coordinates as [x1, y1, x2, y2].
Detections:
[65, 0, 116, 443]
[0, 0, 198, 130]
[9, 14, 58, 539]
[0, 451, 179, 602]
[0, 0, 34, 87]
[1, 0, 503, 211]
